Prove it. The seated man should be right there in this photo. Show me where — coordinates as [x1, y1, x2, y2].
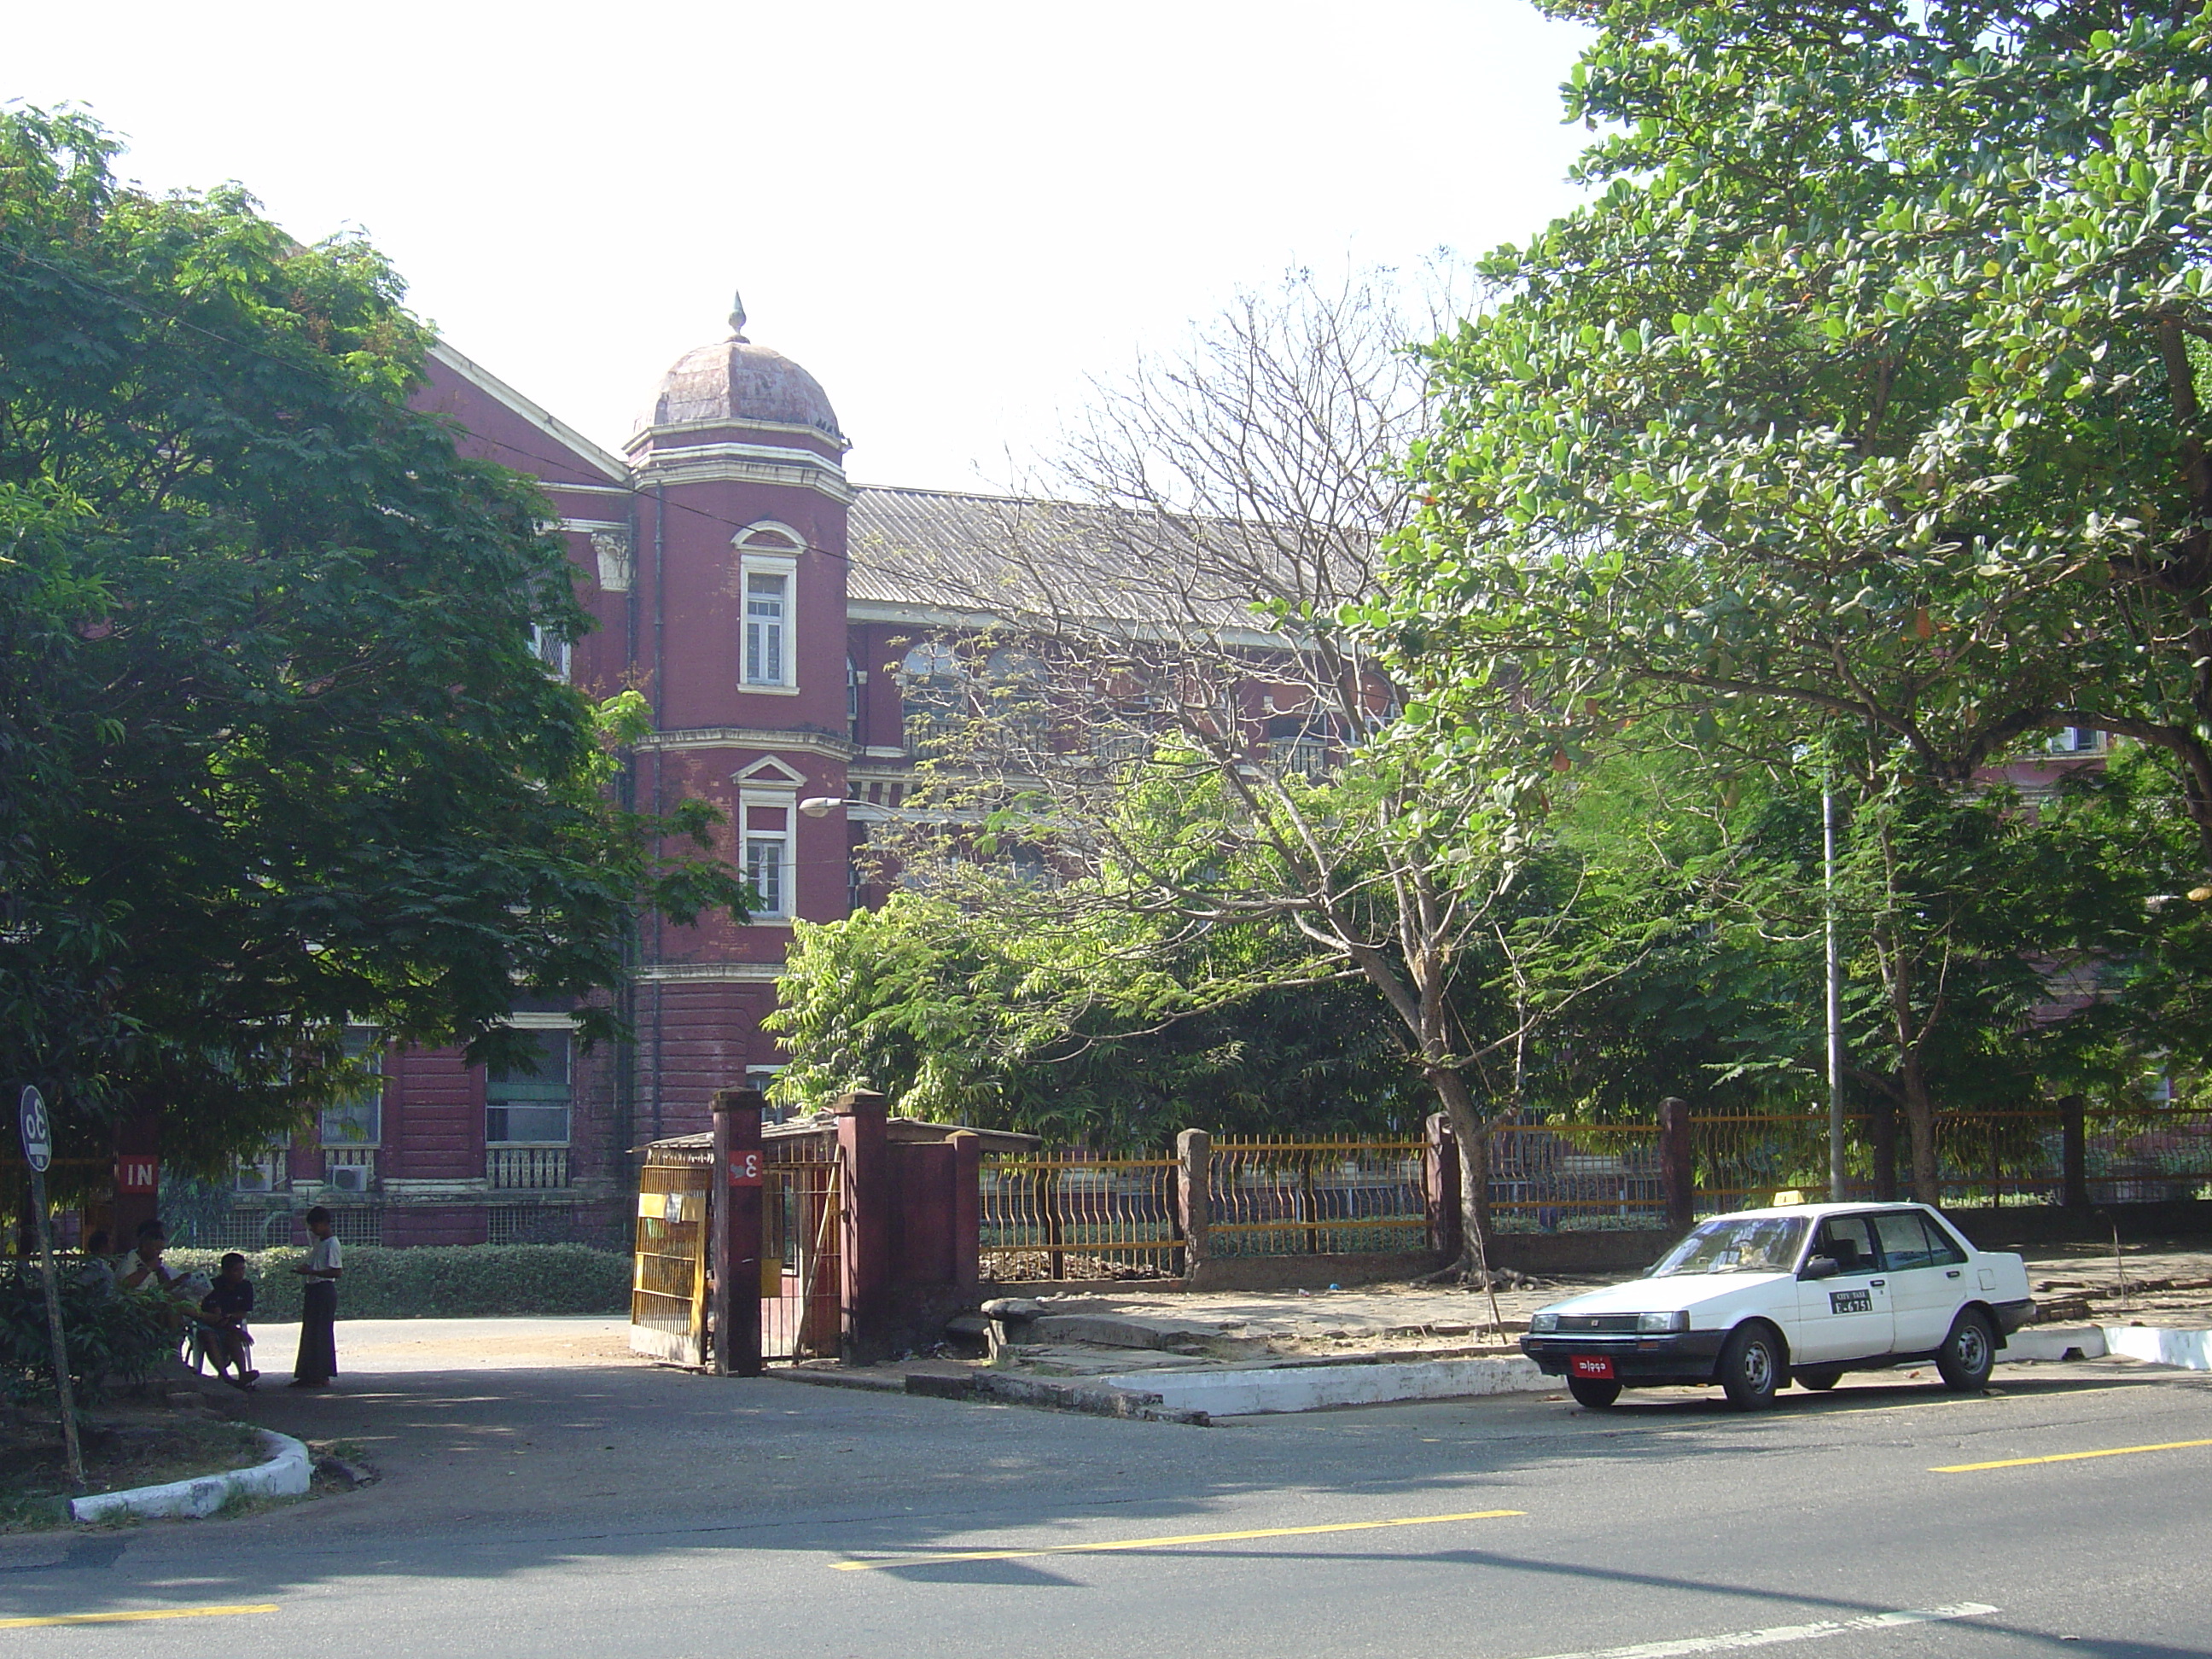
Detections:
[198, 1253, 259, 1388]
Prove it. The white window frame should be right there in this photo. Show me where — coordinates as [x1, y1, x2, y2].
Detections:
[485, 1021, 575, 1148]
[736, 759, 805, 925]
[317, 1027, 385, 1148]
[744, 824, 789, 918]
[736, 524, 803, 694]
[531, 625, 572, 682]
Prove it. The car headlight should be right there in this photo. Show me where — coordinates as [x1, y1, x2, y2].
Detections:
[1637, 1310, 1689, 1334]
[1529, 1312, 1559, 1333]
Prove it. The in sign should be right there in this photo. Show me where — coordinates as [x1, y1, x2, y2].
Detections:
[116, 1155, 160, 1193]
[17, 1086, 50, 1174]
[727, 1150, 764, 1187]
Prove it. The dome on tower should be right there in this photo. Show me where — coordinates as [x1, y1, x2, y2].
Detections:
[639, 291, 845, 445]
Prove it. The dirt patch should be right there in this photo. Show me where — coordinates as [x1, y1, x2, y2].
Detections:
[0, 1416, 264, 1532]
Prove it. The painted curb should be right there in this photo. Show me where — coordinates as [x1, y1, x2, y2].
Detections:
[2102, 1324, 2212, 1370]
[1104, 1355, 1551, 1416]
[70, 1429, 312, 1524]
[1997, 1324, 2110, 1363]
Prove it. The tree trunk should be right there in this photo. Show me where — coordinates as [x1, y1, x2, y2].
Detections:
[1901, 1054, 1941, 1207]
[1425, 1064, 1499, 1290]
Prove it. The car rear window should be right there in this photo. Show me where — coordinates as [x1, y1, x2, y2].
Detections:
[1874, 1210, 1962, 1271]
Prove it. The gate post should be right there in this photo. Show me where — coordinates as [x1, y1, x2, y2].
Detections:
[1424, 1114, 1462, 1266]
[1176, 1128, 1210, 1286]
[950, 1131, 981, 1291]
[711, 1087, 765, 1377]
[834, 1089, 892, 1363]
[2059, 1093, 2089, 1209]
[1658, 1097, 1694, 1232]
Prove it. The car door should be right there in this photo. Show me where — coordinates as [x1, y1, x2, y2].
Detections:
[1872, 1209, 1966, 1352]
[1794, 1214, 1895, 1364]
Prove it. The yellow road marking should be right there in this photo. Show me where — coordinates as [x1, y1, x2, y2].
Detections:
[0, 1604, 277, 1630]
[833, 1508, 1524, 1570]
[1933, 1436, 2212, 1473]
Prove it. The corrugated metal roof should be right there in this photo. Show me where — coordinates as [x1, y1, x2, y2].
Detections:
[847, 485, 1279, 632]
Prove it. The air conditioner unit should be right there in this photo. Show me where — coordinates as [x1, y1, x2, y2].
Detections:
[327, 1163, 370, 1194]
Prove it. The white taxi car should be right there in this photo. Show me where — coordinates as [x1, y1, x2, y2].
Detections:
[1519, 1202, 2034, 1409]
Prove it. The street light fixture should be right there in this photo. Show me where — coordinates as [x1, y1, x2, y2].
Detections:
[798, 796, 847, 818]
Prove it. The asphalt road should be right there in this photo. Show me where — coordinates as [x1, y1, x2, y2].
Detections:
[3, 1329, 2209, 1658]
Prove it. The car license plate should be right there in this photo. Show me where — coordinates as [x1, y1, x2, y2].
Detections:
[1569, 1355, 1615, 1380]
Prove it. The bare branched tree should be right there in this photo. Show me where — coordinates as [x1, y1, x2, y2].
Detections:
[870, 266, 1554, 1289]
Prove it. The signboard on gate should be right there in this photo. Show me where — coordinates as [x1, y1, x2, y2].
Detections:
[116, 1155, 159, 1193]
[17, 1086, 49, 1174]
[727, 1149, 763, 1187]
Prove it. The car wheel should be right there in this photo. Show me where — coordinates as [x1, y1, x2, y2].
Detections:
[1568, 1377, 1621, 1408]
[1794, 1366, 1842, 1392]
[1718, 1324, 1782, 1409]
[1936, 1308, 1996, 1392]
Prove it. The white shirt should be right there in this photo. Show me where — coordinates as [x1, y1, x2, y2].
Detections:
[305, 1234, 343, 1274]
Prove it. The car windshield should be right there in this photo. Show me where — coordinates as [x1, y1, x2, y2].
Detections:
[1647, 1215, 1809, 1278]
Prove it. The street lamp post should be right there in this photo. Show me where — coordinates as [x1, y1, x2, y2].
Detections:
[1825, 783, 1846, 1203]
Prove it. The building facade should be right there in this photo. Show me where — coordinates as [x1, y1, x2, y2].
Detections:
[216, 297, 998, 1249]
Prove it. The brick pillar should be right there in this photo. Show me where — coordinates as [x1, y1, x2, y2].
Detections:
[1424, 1113, 1462, 1266]
[110, 1109, 161, 1249]
[949, 1131, 981, 1292]
[1176, 1128, 1210, 1285]
[834, 1089, 891, 1363]
[710, 1086, 765, 1377]
[2059, 1094, 2089, 1210]
[1658, 1097, 1694, 1232]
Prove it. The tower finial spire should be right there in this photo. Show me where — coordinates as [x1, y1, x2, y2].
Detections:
[728, 289, 748, 341]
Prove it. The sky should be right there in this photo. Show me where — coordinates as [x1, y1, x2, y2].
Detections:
[9, 1, 1594, 493]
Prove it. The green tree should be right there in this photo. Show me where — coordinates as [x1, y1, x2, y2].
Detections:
[766, 892, 1427, 1144]
[1390, 0, 2212, 839]
[0, 109, 747, 1182]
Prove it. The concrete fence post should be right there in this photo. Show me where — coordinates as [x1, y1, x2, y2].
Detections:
[834, 1089, 892, 1364]
[1424, 1114, 1462, 1266]
[2059, 1094, 2089, 1209]
[1658, 1097, 1694, 1233]
[710, 1086, 765, 1377]
[1176, 1128, 1210, 1287]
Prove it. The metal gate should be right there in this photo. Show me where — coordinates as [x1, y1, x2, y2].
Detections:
[631, 1155, 711, 1365]
[762, 1138, 841, 1361]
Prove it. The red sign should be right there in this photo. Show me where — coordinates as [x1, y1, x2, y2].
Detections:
[116, 1155, 160, 1193]
[1569, 1354, 1615, 1380]
[726, 1150, 763, 1187]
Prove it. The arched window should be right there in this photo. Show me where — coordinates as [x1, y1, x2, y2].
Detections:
[733, 523, 803, 690]
[900, 641, 965, 756]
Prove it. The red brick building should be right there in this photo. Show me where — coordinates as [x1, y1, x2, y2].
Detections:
[216, 297, 1019, 1249]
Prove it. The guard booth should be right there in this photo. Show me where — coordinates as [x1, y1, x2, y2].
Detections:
[631, 1088, 1036, 1371]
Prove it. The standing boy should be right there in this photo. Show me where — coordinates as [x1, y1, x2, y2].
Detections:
[291, 1207, 343, 1388]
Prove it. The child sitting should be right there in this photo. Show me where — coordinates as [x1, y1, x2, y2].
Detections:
[198, 1253, 259, 1389]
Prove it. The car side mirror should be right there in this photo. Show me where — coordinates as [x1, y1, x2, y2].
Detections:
[1801, 1254, 1839, 1280]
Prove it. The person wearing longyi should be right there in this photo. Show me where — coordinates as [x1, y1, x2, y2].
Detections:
[290, 1207, 343, 1388]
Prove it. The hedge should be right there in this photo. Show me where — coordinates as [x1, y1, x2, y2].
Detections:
[159, 1244, 632, 1322]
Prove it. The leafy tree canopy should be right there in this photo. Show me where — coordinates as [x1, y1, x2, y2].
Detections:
[0, 109, 747, 1181]
[1388, 0, 2212, 847]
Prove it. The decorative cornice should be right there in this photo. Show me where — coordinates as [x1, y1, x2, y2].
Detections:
[635, 962, 786, 983]
[630, 439, 853, 504]
[629, 414, 849, 456]
[632, 727, 857, 760]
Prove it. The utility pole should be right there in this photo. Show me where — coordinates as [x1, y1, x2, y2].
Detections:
[1825, 783, 1847, 1203]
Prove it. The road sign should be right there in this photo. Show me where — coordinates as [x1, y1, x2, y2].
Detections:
[17, 1085, 49, 1174]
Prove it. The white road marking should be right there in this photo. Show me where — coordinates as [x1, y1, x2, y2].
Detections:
[1516, 1601, 2000, 1658]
